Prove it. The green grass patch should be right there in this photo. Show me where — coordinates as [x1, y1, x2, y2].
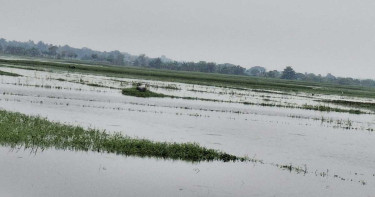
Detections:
[122, 87, 167, 98]
[0, 70, 21, 77]
[0, 110, 242, 162]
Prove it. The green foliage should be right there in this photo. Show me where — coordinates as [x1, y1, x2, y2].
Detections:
[246, 66, 266, 76]
[281, 66, 297, 80]
[0, 110, 241, 162]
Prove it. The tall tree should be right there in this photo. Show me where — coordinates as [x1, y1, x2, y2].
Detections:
[281, 66, 296, 80]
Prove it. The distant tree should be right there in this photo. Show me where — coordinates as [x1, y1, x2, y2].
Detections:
[5, 46, 26, 55]
[325, 73, 336, 82]
[48, 45, 58, 56]
[295, 72, 306, 80]
[26, 47, 40, 56]
[134, 54, 148, 67]
[281, 66, 296, 80]
[0, 38, 6, 46]
[106, 54, 115, 63]
[67, 51, 77, 59]
[246, 66, 266, 76]
[336, 77, 360, 86]
[112, 51, 124, 65]
[361, 79, 375, 87]
[91, 54, 98, 60]
[36, 41, 48, 52]
[197, 61, 208, 72]
[266, 70, 280, 78]
[60, 51, 67, 58]
[207, 62, 216, 73]
[149, 58, 162, 69]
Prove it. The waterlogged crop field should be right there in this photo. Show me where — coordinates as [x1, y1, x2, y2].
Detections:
[1, 62, 375, 197]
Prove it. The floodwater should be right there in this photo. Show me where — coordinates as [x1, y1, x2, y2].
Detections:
[0, 66, 375, 196]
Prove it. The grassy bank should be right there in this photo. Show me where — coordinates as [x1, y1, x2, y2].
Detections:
[0, 110, 241, 162]
[2, 58, 375, 98]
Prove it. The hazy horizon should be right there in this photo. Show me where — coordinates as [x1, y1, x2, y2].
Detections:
[1, 0, 375, 79]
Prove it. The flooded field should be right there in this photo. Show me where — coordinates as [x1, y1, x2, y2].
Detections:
[1, 65, 375, 196]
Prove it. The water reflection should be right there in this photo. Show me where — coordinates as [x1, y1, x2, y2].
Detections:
[0, 147, 373, 197]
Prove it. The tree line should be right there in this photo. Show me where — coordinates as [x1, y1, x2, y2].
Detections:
[0, 38, 245, 75]
[1, 38, 375, 87]
[247, 66, 375, 87]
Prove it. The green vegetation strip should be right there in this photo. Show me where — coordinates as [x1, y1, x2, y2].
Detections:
[244, 102, 365, 114]
[301, 104, 363, 114]
[0, 70, 21, 77]
[321, 99, 375, 111]
[2, 58, 375, 99]
[0, 110, 242, 162]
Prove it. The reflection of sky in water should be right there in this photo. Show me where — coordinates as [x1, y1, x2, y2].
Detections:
[3, 147, 371, 197]
[0, 66, 374, 196]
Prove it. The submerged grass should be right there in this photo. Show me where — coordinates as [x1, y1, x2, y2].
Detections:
[301, 104, 363, 114]
[0, 70, 22, 77]
[243, 101, 366, 114]
[321, 99, 375, 111]
[0, 110, 240, 162]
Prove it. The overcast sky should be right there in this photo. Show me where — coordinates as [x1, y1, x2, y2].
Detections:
[1, 0, 375, 78]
